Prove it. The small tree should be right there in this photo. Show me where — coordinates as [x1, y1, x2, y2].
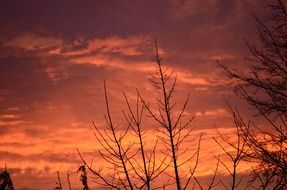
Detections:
[78, 81, 136, 189]
[0, 166, 14, 190]
[213, 106, 249, 190]
[78, 165, 89, 190]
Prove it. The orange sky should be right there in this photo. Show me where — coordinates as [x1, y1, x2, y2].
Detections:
[0, 1, 268, 189]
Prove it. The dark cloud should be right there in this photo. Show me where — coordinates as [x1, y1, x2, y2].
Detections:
[0, 150, 79, 163]
[0, 0, 169, 38]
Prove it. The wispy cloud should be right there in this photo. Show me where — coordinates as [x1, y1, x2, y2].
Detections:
[169, 0, 220, 20]
[5, 33, 63, 51]
[195, 108, 228, 117]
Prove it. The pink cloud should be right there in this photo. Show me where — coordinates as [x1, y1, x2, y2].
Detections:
[5, 33, 63, 51]
[50, 35, 156, 57]
[195, 108, 228, 117]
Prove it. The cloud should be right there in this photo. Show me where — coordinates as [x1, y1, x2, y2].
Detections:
[43, 65, 69, 83]
[195, 108, 228, 117]
[66, 35, 152, 56]
[5, 33, 155, 57]
[2, 32, 231, 89]
[0, 112, 32, 131]
[0, 120, 30, 126]
[4, 33, 63, 51]
[208, 53, 235, 61]
[169, 0, 220, 20]
[177, 72, 212, 85]
[0, 151, 80, 171]
[0, 114, 17, 119]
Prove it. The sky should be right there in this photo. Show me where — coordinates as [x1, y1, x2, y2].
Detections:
[0, 0, 268, 189]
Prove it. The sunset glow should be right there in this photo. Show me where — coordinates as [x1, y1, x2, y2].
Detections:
[0, 1, 268, 190]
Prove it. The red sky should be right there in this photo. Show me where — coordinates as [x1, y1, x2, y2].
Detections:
[0, 1, 268, 189]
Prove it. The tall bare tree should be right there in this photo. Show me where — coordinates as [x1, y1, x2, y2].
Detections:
[78, 76, 167, 189]
[220, 0, 287, 188]
[139, 38, 200, 190]
[78, 39, 202, 190]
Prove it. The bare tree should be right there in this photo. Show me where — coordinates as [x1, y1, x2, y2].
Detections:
[77, 39, 204, 190]
[213, 106, 250, 190]
[123, 93, 168, 190]
[55, 171, 63, 190]
[220, 0, 287, 189]
[138, 38, 200, 190]
[78, 81, 166, 189]
[78, 80, 135, 190]
[67, 173, 72, 190]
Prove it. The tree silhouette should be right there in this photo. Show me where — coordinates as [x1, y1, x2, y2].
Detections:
[78, 62, 167, 189]
[0, 166, 14, 190]
[213, 106, 249, 190]
[77, 80, 135, 190]
[123, 92, 168, 190]
[77, 39, 207, 190]
[78, 165, 89, 190]
[138, 38, 201, 190]
[220, 0, 287, 188]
